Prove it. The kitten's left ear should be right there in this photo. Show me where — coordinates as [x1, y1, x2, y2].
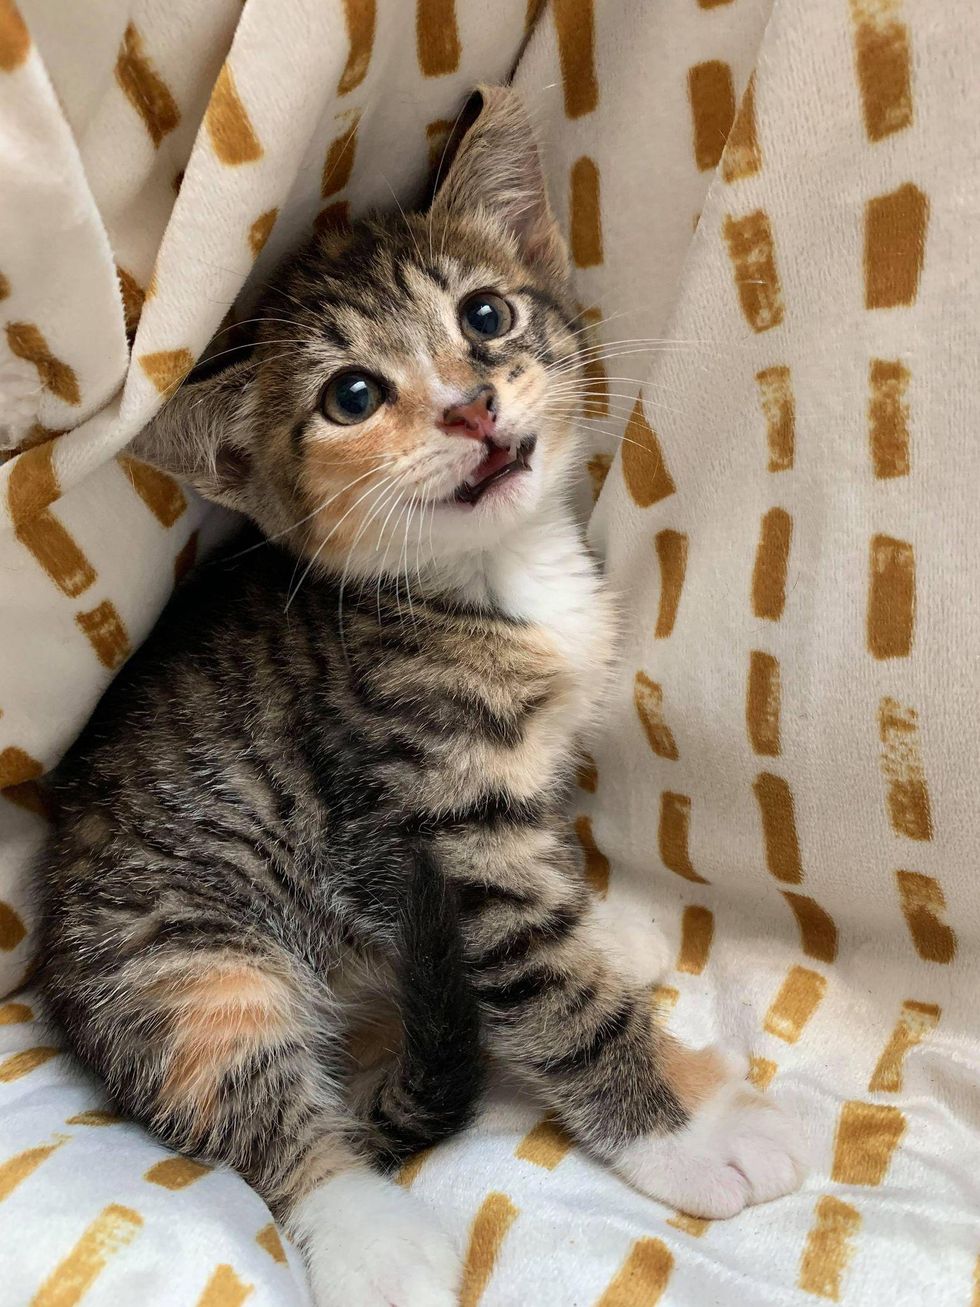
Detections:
[431, 86, 568, 284]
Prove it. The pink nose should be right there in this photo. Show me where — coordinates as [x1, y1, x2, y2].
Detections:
[438, 388, 497, 440]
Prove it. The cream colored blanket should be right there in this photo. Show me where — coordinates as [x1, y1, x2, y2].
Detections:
[1, 1, 978, 1303]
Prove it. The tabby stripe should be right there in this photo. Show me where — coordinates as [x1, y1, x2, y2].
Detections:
[539, 999, 634, 1075]
[479, 967, 564, 1011]
[474, 906, 581, 971]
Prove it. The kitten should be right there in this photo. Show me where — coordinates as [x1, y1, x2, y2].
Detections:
[36, 88, 805, 1307]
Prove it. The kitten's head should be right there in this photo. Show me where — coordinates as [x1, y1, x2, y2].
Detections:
[138, 87, 585, 577]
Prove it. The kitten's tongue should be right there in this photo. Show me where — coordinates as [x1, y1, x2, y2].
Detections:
[468, 444, 513, 487]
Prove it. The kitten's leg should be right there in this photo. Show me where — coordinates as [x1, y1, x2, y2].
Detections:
[53, 950, 460, 1307]
[453, 831, 807, 1218]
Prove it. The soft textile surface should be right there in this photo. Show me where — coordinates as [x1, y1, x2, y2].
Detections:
[1, 1, 979, 1304]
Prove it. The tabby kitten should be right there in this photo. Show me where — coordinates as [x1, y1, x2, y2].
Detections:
[37, 88, 805, 1307]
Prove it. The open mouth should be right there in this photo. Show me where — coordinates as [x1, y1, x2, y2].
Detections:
[453, 436, 536, 506]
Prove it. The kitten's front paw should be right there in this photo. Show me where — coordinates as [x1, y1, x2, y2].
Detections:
[613, 1049, 808, 1219]
[289, 1169, 461, 1307]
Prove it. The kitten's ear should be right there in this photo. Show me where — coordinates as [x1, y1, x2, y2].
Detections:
[130, 358, 257, 511]
[431, 86, 568, 283]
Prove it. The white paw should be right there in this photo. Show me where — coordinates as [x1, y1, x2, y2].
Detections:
[288, 1169, 461, 1307]
[589, 896, 670, 989]
[613, 1049, 808, 1219]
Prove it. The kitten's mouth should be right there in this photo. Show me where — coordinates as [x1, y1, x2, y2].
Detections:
[452, 436, 536, 506]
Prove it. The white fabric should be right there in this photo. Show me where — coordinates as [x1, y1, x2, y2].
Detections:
[2, 1, 979, 1304]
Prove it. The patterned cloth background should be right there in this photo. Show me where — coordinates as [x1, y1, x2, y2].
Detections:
[1, 0, 978, 1303]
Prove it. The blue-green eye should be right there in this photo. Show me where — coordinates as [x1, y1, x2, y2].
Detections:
[460, 291, 513, 342]
[320, 371, 385, 425]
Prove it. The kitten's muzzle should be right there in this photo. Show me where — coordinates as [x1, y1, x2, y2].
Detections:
[438, 386, 497, 441]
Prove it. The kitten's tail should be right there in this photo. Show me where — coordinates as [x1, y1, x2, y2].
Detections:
[369, 846, 484, 1170]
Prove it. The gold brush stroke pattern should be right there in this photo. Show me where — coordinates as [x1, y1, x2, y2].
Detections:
[895, 871, 957, 962]
[570, 157, 603, 267]
[255, 1224, 287, 1263]
[0, 1137, 65, 1201]
[321, 117, 360, 199]
[524, 0, 547, 36]
[782, 891, 839, 963]
[574, 815, 609, 896]
[587, 453, 612, 503]
[553, 0, 598, 118]
[175, 530, 199, 586]
[338, 0, 375, 94]
[667, 1213, 709, 1238]
[0, 270, 9, 298]
[651, 984, 679, 1014]
[6, 323, 80, 404]
[622, 393, 675, 507]
[849, 0, 912, 142]
[577, 754, 598, 792]
[698, 0, 734, 7]
[748, 1055, 777, 1090]
[723, 211, 784, 332]
[460, 1192, 519, 1307]
[8, 444, 97, 599]
[116, 267, 145, 339]
[144, 1157, 210, 1189]
[747, 650, 781, 756]
[426, 119, 454, 178]
[654, 530, 687, 638]
[878, 698, 933, 840]
[118, 456, 186, 528]
[633, 672, 679, 760]
[66, 1110, 120, 1126]
[0, 1047, 57, 1082]
[515, 1116, 573, 1170]
[722, 75, 762, 182]
[659, 793, 708, 884]
[0, 1001, 33, 1023]
[676, 905, 713, 974]
[869, 999, 940, 1092]
[864, 183, 928, 309]
[869, 359, 910, 478]
[0, 900, 27, 949]
[395, 1148, 432, 1188]
[314, 201, 352, 235]
[196, 1264, 253, 1307]
[0, 0, 30, 70]
[798, 1195, 862, 1300]
[868, 534, 915, 658]
[206, 64, 263, 166]
[248, 208, 278, 259]
[32, 1205, 142, 1307]
[114, 24, 179, 147]
[0, 745, 46, 817]
[752, 508, 792, 620]
[688, 61, 736, 172]
[596, 1238, 674, 1307]
[579, 306, 610, 417]
[756, 365, 794, 471]
[416, 0, 461, 77]
[139, 348, 195, 395]
[754, 773, 803, 883]
[831, 1100, 905, 1185]
[76, 601, 131, 671]
[764, 966, 825, 1043]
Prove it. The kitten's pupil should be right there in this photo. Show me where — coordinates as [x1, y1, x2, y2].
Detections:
[321, 371, 384, 425]
[460, 292, 512, 342]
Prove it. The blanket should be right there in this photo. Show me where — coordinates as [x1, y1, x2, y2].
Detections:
[1, 1, 978, 1303]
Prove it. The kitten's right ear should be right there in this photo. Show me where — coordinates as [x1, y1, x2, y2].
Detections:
[130, 358, 257, 510]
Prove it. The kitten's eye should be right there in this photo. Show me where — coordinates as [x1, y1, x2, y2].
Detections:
[459, 291, 513, 343]
[320, 371, 385, 425]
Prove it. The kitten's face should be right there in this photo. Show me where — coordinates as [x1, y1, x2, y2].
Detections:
[139, 88, 583, 578]
[253, 213, 580, 572]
